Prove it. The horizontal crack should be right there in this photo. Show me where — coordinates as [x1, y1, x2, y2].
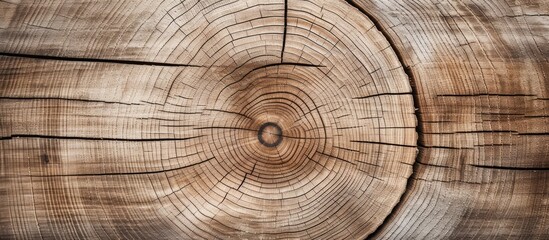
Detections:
[262, 62, 325, 68]
[25, 157, 215, 178]
[204, 108, 253, 120]
[518, 132, 549, 135]
[351, 140, 416, 148]
[353, 92, 412, 99]
[0, 96, 137, 105]
[0, 134, 202, 142]
[438, 93, 536, 97]
[470, 164, 548, 171]
[417, 162, 453, 169]
[0, 51, 199, 67]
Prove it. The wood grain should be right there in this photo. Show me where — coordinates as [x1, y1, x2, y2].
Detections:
[349, 0, 549, 238]
[0, 0, 547, 239]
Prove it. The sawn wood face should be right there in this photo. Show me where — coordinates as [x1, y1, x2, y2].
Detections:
[0, 0, 547, 239]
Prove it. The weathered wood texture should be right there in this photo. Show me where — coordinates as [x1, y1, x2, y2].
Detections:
[0, 0, 547, 239]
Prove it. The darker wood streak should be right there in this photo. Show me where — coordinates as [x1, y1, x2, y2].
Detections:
[413, 177, 482, 185]
[420, 145, 474, 150]
[417, 162, 453, 169]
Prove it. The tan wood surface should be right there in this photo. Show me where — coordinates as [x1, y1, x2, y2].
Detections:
[0, 0, 547, 239]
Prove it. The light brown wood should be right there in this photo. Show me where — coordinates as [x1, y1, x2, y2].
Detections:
[0, 0, 547, 239]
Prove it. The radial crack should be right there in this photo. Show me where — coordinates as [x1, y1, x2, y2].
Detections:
[25, 157, 215, 177]
[0, 96, 137, 105]
[0, 134, 202, 142]
[0, 52, 199, 67]
[470, 164, 549, 171]
[281, 0, 288, 62]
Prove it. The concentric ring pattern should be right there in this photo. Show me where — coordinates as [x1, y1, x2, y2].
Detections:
[0, 0, 417, 239]
[151, 0, 417, 238]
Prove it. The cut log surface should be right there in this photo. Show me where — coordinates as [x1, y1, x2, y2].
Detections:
[0, 0, 546, 239]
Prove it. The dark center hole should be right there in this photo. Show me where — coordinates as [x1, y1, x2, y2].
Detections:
[258, 122, 283, 147]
